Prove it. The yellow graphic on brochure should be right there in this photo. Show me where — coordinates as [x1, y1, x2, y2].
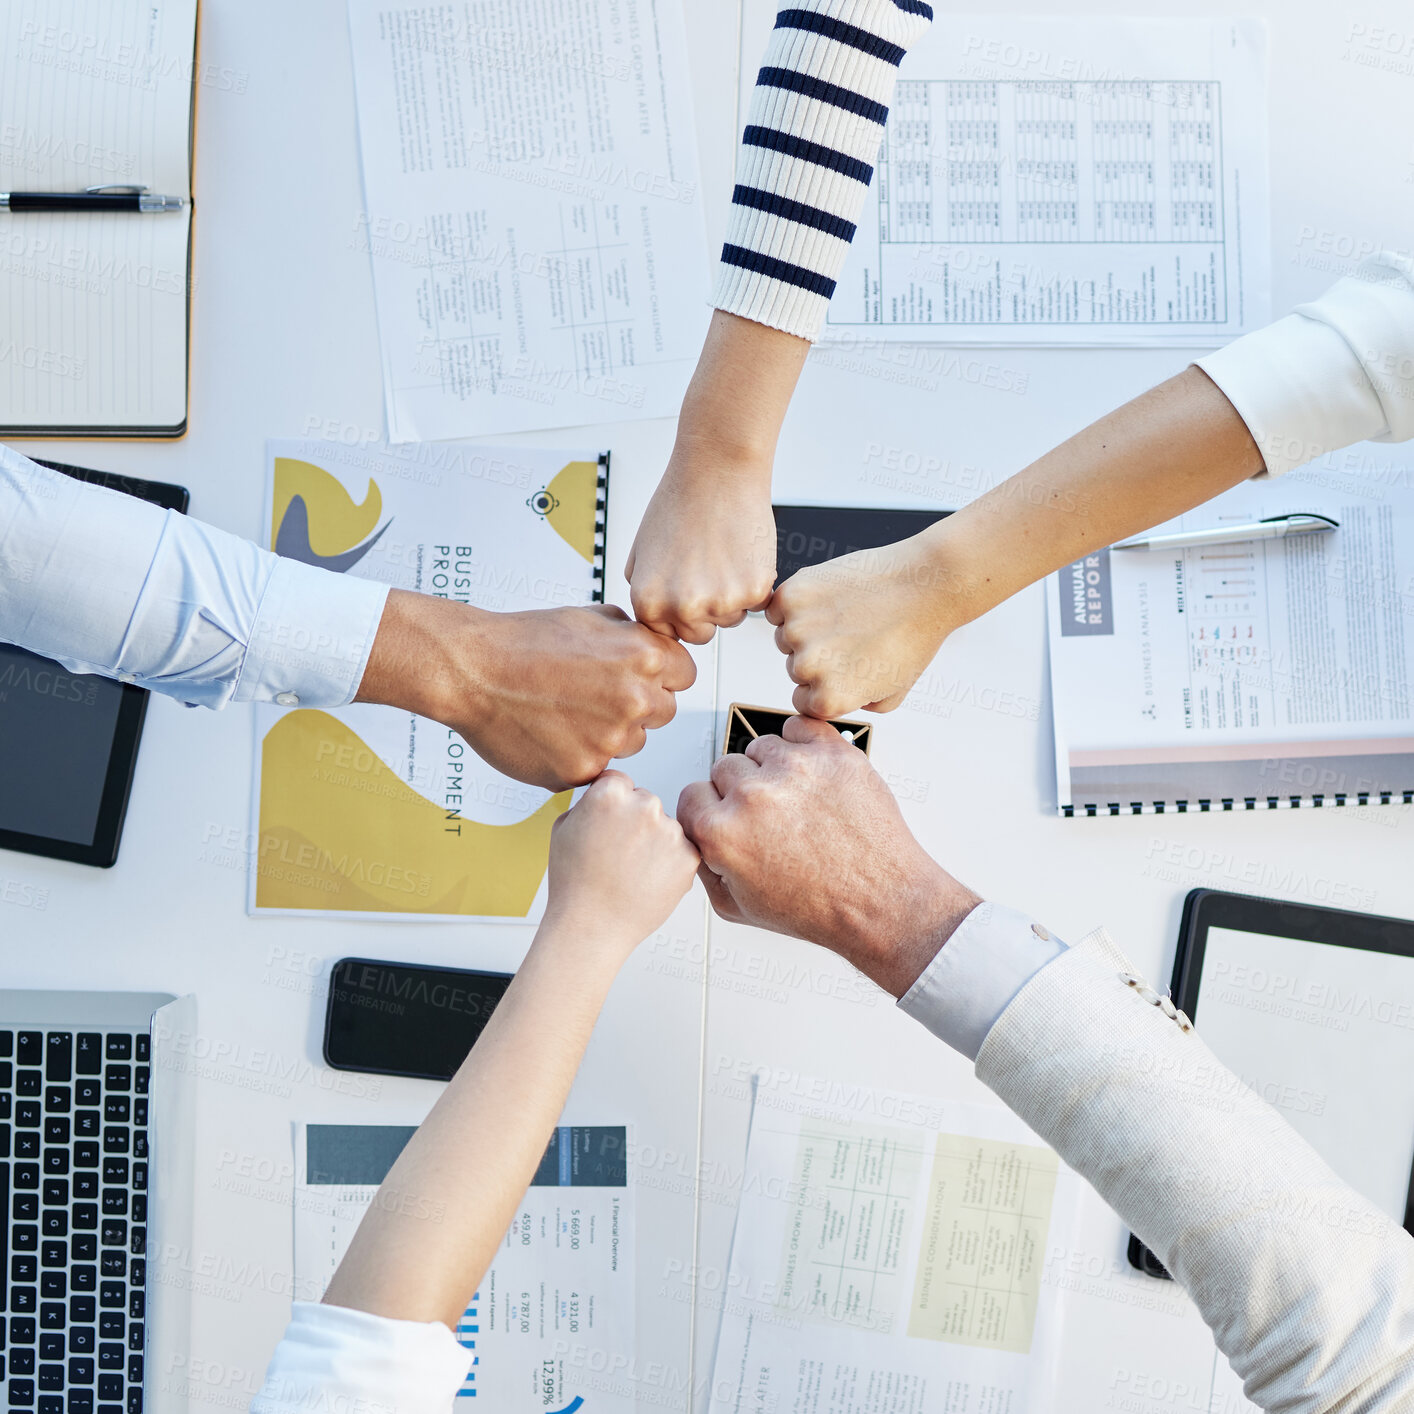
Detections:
[535, 459, 600, 562]
[908, 1134, 1057, 1353]
[256, 711, 570, 915]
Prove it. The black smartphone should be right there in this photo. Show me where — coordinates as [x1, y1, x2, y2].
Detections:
[324, 957, 514, 1081]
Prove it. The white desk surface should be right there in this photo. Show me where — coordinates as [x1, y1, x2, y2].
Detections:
[6, 0, 1414, 1410]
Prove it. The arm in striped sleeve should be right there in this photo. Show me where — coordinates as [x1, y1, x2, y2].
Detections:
[714, 1, 934, 340]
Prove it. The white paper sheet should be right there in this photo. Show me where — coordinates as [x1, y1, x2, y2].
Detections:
[708, 1080, 1079, 1414]
[293, 1122, 635, 1410]
[1046, 463, 1414, 813]
[347, 0, 709, 442]
[776, 16, 1271, 346]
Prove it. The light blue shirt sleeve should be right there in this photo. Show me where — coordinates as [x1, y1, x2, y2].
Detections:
[0, 444, 388, 709]
[897, 901, 1068, 1060]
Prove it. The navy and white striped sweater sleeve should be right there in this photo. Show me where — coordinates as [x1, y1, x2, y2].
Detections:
[713, 0, 933, 341]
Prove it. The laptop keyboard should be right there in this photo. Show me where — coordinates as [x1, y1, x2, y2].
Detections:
[0, 1029, 149, 1414]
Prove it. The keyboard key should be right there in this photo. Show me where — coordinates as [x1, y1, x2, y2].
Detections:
[0, 1092, 12, 1120]
[16, 1162, 40, 1188]
[100, 1192, 126, 1217]
[74, 1173, 97, 1199]
[40, 1272, 65, 1296]
[71, 1267, 96, 1292]
[42, 1210, 67, 1237]
[131, 1102, 147, 1129]
[127, 1260, 143, 1289]
[103, 1039, 130, 1063]
[15, 1192, 39, 1220]
[39, 1302, 66, 1328]
[36, 1364, 63, 1390]
[14, 1224, 38, 1250]
[11, 1348, 36, 1373]
[96, 1347, 123, 1372]
[128, 1231, 143, 1257]
[0, 1060, 12, 1085]
[101, 1131, 128, 1157]
[101, 1099, 128, 1124]
[127, 1388, 141, 1414]
[129, 1165, 145, 1193]
[42, 1179, 67, 1206]
[17, 1101, 41, 1127]
[132, 1069, 148, 1097]
[134, 1036, 148, 1063]
[74, 1037, 101, 1077]
[102, 1068, 129, 1094]
[39, 1335, 63, 1360]
[67, 1360, 93, 1385]
[72, 1205, 97, 1231]
[9, 1375, 36, 1404]
[40, 1243, 66, 1269]
[0, 1126, 9, 1158]
[71, 1394, 96, 1414]
[97, 1315, 122, 1341]
[100, 1160, 126, 1186]
[75, 1081, 100, 1109]
[72, 1236, 97, 1262]
[17, 1070, 42, 1097]
[44, 1088, 70, 1115]
[18, 1033, 43, 1065]
[12, 1256, 37, 1283]
[130, 1135, 146, 1161]
[11, 1316, 36, 1343]
[68, 1297, 96, 1325]
[98, 1372, 123, 1399]
[99, 1255, 124, 1278]
[39, 1398, 62, 1414]
[42, 1150, 69, 1175]
[129, 1198, 145, 1225]
[98, 1284, 124, 1310]
[73, 1145, 98, 1170]
[74, 1113, 99, 1140]
[43, 1120, 69, 1146]
[126, 1292, 142, 1321]
[17, 1132, 40, 1158]
[68, 1330, 94, 1355]
[0, 1031, 12, 1057]
[99, 1223, 125, 1249]
[13, 1284, 38, 1312]
[124, 1326, 140, 1355]
[44, 1037, 71, 1084]
[124, 1356, 140, 1386]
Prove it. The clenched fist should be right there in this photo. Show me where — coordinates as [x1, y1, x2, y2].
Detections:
[676, 715, 980, 996]
[359, 592, 697, 791]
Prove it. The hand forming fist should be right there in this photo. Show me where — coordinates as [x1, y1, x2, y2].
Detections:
[360, 593, 697, 791]
[546, 771, 701, 962]
[676, 715, 980, 996]
[766, 533, 962, 719]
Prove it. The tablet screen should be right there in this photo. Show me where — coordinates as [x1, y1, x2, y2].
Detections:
[0, 644, 126, 845]
[1196, 924, 1414, 1221]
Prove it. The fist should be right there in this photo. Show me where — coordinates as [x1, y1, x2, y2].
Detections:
[546, 772, 701, 954]
[676, 716, 980, 995]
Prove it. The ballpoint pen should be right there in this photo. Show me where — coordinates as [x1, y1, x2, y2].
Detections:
[0, 184, 186, 213]
[1112, 513, 1340, 551]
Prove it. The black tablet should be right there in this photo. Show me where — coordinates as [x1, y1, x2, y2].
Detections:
[0, 460, 189, 868]
[1130, 888, 1414, 1276]
[773, 504, 951, 583]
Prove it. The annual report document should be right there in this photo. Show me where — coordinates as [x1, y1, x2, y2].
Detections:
[347, 0, 709, 441]
[731, 14, 1271, 345]
[293, 1122, 634, 1410]
[709, 1081, 1079, 1414]
[1047, 464, 1414, 814]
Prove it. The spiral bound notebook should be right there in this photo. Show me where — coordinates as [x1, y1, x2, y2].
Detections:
[1047, 471, 1414, 816]
[249, 439, 607, 919]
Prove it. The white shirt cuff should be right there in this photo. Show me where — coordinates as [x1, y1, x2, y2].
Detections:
[252, 1301, 471, 1414]
[236, 555, 389, 707]
[897, 901, 1067, 1061]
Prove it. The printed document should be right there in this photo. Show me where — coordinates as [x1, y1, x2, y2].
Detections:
[709, 1080, 1078, 1414]
[347, 0, 709, 441]
[733, 15, 1271, 345]
[248, 438, 604, 919]
[293, 1122, 634, 1410]
[1046, 465, 1414, 813]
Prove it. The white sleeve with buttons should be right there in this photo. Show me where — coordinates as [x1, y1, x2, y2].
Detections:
[0, 444, 389, 710]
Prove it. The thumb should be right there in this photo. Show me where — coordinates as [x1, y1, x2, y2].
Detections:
[781, 713, 847, 746]
[624, 543, 636, 582]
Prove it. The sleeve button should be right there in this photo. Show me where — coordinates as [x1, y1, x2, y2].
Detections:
[118, 672, 137, 685]
[1031, 923, 1050, 941]
[274, 691, 300, 706]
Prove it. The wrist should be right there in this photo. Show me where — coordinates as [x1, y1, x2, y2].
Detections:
[910, 516, 1002, 632]
[847, 863, 982, 999]
[532, 908, 637, 980]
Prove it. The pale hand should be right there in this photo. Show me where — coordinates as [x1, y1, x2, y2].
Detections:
[358, 593, 697, 791]
[765, 534, 960, 719]
[545, 772, 701, 961]
[625, 451, 777, 645]
[676, 716, 980, 996]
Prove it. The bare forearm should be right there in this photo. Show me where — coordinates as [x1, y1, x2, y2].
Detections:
[675, 310, 809, 468]
[927, 366, 1264, 626]
[321, 926, 618, 1328]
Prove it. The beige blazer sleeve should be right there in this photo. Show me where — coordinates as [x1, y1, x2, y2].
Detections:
[977, 929, 1414, 1414]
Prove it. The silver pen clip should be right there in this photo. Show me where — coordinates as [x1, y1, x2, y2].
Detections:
[83, 184, 149, 196]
